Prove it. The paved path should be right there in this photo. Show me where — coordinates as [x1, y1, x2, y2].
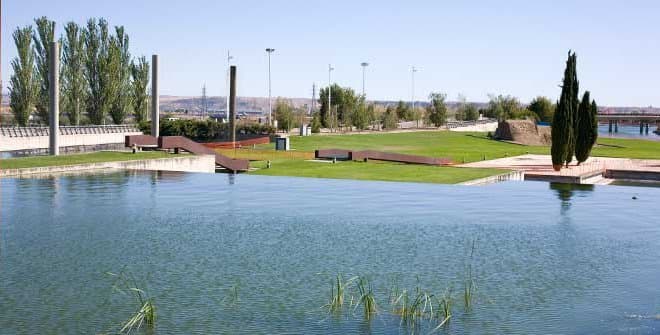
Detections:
[461, 154, 660, 183]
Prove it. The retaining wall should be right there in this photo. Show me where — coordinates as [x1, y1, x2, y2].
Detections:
[0, 155, 216, 178]
[0, 126, 142, 152]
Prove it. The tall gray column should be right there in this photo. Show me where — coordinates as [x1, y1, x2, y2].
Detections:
[49, 42, 60, 156]
[151, 54, 159, 138]
[229, 65, 237, 145]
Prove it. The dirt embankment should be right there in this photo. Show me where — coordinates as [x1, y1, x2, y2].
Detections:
[494, 120, 551, 146]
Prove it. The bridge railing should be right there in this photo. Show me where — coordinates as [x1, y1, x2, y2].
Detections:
[0, 125, 141, 137]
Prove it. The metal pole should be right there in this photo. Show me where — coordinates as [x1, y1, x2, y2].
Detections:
[49, 42, 60, 155]
[226, 51, 231, 123]
[266, 48, 275, 125]
[328, 64, 333, 132]
[151, 54, 159, 138]
[229, 65, 237, 146]
[360, 62, 369, 96]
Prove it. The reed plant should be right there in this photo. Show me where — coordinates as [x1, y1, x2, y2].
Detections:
[325, 274, 357, 314]
[354, 276, 377, 319]
[106, 271, 156, 334]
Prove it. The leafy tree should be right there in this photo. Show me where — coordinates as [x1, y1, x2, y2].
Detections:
[350, 97, 372, 130]
[381, 106, 398, 129]
[109, 26, 131, 124]
[426, 92, 448, 127]
[395, 100, 412, 121]
[131, 56, 150, 123]
[552, 51, 578, 168]
[484, 94, 529, 121]
[274, 98, 294, 131]
[62, 22, 86, 125]
[310, 112, 322, 133]
[84, 18, 117, 125]
[318, 84, 358, 129]
[575, 92, 598, 164]
[9, 27, 39, 126]
[33, 17, 56, 125]
[565, 53, 580, 166]
[527, 96, 555, 123]
[455, 96, 479, 121]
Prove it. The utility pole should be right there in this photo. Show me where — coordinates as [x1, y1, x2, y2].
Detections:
[151, 55, 159, 137]
[49, 42, 60, 155]
[411, 66, 418, 127]
[361, 62, 369, 97]
[226, 51, 233, 123]
[328, 64, 334, 132]
[311, 83, 316, 116]
[266, 48, 275, 125]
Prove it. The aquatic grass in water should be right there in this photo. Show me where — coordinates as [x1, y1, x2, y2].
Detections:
[106, 271, 156, 334]
[354, 276, 377, 319]
[325, 274, 357, 314]
[464, 239, 478, 311]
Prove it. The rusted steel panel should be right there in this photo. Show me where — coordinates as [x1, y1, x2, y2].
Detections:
[314, 149, 353, 160]
[315, 148, 452, 166]
[125, 135, 157, 147]
[158, 136, 249, 172]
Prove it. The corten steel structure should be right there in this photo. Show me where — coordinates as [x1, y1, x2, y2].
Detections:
[229, 65, 237, 145]
[126, 135, 249, 172]
[151, 55, 159, 137]
[49, 42, 60, 155]
[315, 149, 452, 166]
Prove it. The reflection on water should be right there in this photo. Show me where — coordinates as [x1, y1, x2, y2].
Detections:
[598, 124, 660, 141]
[1, 173, 659, 334]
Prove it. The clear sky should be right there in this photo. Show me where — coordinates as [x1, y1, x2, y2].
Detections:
[2, 0, 659, 106]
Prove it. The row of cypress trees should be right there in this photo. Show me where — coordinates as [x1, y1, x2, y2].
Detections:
[8, 17, 151, 126]
[551, 51, 598, 170]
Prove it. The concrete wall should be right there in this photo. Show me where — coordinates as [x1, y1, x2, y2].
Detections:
[0, 155, 216, 178]
[449, 121, 498, 132]
[1, 131, 142, 152]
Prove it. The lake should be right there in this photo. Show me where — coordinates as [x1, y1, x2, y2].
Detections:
[1, 171, 659, 334]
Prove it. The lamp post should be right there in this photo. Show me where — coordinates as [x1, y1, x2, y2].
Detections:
[266, 48, 275, 125]
[360, 62, 369, 97]
[328, 64, 334, 132]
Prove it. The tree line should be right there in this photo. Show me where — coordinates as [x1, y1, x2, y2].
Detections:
[8, 17, 151, 127]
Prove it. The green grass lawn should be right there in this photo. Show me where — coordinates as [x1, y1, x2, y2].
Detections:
[0, 151, 170, 170]
[250, 159, 507, 184]
[267, 131, 660, 162]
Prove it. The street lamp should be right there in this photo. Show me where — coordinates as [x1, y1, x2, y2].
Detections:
[360, 62, 369, 97]
[328, 64, 334, 132]
[266, 48, 275, 125]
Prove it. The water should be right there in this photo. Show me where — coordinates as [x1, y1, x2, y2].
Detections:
[599, 124, 660, 141]
[1, 171, 659, 334]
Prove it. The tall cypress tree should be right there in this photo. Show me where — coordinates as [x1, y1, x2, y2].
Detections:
[575, 91, 593, 164]
[551, 51, 578, 169]
[590, 100, 598, 147]
[564, 53, 579, 166]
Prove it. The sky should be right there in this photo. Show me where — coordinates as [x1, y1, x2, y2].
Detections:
[2, 0, 659, 106]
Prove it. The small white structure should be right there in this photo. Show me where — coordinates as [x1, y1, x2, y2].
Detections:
[275, 136, 290, 151]
[299, 124, 311, 136]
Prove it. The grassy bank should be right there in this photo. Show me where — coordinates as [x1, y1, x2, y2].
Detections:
[250, 159, 506, 184]
[223, 131, 660, 184]
[0, 151, 170, 170]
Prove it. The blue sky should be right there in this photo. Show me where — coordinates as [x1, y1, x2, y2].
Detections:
[2, 0, 659, 106]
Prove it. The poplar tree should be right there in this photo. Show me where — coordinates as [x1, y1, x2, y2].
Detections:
[9, 27, 39, 126]
[109, 26, 131, 124]
[551, 51, 578, 169]
[33, 17, 56, 125]
[62, 22, 86, 125]
[84, 18, 116, 125]
[131, 56, 150, 123]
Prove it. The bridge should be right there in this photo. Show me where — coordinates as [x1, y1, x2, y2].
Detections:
[597, 113, 660, 134]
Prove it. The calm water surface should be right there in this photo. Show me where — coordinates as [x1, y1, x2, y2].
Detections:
[1, 171, 659, 334]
